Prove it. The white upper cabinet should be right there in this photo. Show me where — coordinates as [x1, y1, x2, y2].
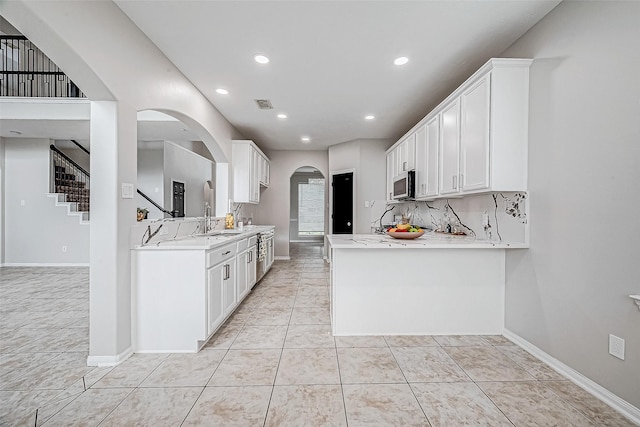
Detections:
[387, 58, 531, 200]
[386, 150, 395, 202]
[233, 140, 270, 204]
[439, 99, 461, 195]
[414, 124, 428, 199]
[460, 74, 491, 192]
[259, 155, 270, 187]
[423, 116, 440, 198]
[395, 134, 416, 174]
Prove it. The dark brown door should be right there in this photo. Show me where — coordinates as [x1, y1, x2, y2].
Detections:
[172, 181, 185, 217]
[332, 172, 353, 234]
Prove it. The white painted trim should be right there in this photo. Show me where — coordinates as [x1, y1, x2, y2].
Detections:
[87, 346, 133, 367]
[1, 263, 90, 267]
[504, 329, 640, 425]
[274, 256, 290, 261]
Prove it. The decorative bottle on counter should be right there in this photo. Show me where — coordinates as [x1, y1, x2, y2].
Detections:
[225, 212, 235, 229]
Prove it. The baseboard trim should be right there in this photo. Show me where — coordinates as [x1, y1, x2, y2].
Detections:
[1, 263, 90, 267]
[87, 346, 133, 367]
[274, 256, 291, 261]
[504, 329, 640, 425]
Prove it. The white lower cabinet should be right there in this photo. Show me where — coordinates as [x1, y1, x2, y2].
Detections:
[134, 239, 253, 353]
[206, 263, 225, 336]
[206, 242, 236, 334]
[222, 261, 236, 317]
[236, 244, 256, 303]
[266, 237, 274, 270]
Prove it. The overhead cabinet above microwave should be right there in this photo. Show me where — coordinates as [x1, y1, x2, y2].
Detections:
[233, 140, 270, 204]
[386, 58, 532, 202]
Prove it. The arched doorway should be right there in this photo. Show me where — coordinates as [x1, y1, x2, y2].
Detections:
[289, 167, 325, 243]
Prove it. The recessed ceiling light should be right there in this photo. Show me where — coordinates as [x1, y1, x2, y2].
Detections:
[254, 54, 270, 64]
[394, 56, 409, 66]
[277, 113, 288, 119]
[365, 115, 375, 120]
[301, 137, 311, 143]
[215, 88, 229, 95]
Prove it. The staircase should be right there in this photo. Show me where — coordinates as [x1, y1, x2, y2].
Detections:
[49, 144, 90, 223]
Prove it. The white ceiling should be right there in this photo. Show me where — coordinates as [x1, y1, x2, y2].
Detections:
[2, 1, 561, 152]
[114, 0, 561, 151]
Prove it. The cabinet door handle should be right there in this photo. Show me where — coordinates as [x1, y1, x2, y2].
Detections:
[222, 251, 231, 256]
[460, 174, 464, 189]
[453, 176, 457, 189]
[403, 161, 407, 171]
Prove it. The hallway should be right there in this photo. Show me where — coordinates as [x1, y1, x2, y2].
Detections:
[0, 243, 634, 425]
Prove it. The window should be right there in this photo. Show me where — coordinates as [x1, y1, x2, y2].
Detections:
[298, 178, 325, 236]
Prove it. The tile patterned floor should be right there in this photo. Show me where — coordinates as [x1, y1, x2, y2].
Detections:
[1, 243, 636, 426]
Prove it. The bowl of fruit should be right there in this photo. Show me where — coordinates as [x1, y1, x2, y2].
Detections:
[386, 224, 425, 239]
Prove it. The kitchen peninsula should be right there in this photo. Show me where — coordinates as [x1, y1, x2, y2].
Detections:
[327, 232, 526, 336]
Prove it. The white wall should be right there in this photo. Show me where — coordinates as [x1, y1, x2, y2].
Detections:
[136, 142, 164, 219]
[0, 138, 5, 263]
[501, 1, 640, 408]
[0, 1, 246, 363]
[328, 139, 391, 234]
[54, 143, 90, 172]
[2, 138, 89, 265]
[255, 150, 329, 258]
[163, 141, 215, 218]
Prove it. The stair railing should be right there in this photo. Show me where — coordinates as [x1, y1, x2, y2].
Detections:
[50, 145, 90, 217]
[1, 35, 84, 97]
[136, 189, 176, 218]
[49, 144, 176, 219]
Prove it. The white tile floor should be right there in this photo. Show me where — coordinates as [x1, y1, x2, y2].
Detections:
[0, 243, 636, 426]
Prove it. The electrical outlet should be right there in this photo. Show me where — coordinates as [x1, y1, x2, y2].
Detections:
[62, 245, 67, 253]
[609, 334, 625, 360]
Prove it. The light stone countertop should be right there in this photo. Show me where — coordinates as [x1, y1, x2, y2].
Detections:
[327, 232, 527, 249]
[133, 225, 274, 251]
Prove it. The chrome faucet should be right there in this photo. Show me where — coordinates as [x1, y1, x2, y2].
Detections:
[204, 202, 212, 233]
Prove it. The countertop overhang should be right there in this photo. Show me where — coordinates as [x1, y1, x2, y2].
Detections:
[327, 232, 527, 249]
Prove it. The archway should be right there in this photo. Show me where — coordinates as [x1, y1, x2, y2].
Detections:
[289, 167, 326, 243]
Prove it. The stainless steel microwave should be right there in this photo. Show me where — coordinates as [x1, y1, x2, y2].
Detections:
[393, 170, 415, 200]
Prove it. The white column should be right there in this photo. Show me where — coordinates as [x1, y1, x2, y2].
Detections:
[88, 101, 137, 366]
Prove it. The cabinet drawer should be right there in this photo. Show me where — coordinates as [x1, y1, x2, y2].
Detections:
[247, 235, 257, 247]
[236, 238, 248, 252]
[206, 243, 236, 268]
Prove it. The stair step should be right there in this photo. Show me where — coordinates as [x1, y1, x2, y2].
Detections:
[55, 173, 77, 181]
[55, 185, 89, 193]
[56, 180, 87, 189]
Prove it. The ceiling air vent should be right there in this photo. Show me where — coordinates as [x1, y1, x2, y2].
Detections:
[255, 99, 273, 110]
